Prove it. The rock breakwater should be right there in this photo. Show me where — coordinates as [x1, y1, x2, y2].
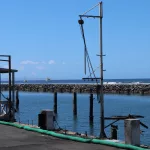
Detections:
[1, 83, 150, 94]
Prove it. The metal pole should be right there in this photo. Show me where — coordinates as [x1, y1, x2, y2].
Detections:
[8, 56, 12, 121]
[0, 73, 1, 114]
[99, 2, 106, 138]
[12, 72, 15, 121]
[0, 73, 1, 100]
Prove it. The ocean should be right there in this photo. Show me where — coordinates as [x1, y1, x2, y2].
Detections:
[2, 78, 150, 84]
[1, 79, 150, 145]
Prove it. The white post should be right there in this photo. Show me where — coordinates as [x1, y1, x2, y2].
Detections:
[124, 119, 140, 146]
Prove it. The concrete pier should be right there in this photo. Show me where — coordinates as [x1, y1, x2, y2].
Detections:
[0, 124, 126, 150]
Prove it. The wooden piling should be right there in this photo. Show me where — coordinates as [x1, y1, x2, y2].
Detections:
[16, 90, 19, 110]
[53, 92, 57, 114]
[73, 92, 77, 115]
[36, 88, 39, 92]
[89, 93, 93, 122]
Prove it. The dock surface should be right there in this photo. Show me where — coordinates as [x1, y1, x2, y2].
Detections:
[0, 124, 125, 150]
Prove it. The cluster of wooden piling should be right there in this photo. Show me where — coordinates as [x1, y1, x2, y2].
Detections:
[11, 83, 150, 126]
[53, 91, 94, 122]
[3, 83, 150, 123]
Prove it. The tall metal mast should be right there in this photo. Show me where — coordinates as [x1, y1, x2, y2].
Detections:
[78, 1, 106, 138]
[99, 2, 106, 138]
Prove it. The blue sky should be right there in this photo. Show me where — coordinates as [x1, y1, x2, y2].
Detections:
[0, 0, 150, 80]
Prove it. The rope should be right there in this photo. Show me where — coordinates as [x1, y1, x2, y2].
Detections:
[87, 56, 92, 79]
[54, 119, 62, 130]
[79, 18, 100, 102]
[0, 92, 8, 100]
[79, 21, 98, 84]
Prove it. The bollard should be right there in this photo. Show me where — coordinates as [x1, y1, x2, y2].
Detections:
[53, 92, 57, 114]
[73, 92, 77, 115]
[111, 125, 118, 140]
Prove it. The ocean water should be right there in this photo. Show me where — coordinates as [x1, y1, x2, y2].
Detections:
[2, 78, 150, 84]
[2, 91, 148, 145]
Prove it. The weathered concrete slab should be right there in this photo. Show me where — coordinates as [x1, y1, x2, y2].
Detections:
[0, 124, 125, 150]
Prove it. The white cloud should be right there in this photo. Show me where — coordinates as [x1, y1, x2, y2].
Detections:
[36, 66, 45, 70]
[48, 60, 55, 65]
[20, 60, 39, 65]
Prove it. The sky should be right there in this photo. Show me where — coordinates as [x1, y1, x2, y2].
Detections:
[0, 0, 150, 80]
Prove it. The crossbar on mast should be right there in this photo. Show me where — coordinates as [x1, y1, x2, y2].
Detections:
[79, 15, 101, 18]
[82, 77, 101, 80]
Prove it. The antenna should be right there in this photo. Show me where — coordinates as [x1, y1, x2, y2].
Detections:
[78, 1, 106, 138]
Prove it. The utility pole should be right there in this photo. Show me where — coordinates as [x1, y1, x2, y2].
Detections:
[99, 2, 106, 138]
[79, 1, 106, 138]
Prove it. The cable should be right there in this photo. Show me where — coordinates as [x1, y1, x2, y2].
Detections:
[0, 91, 8, 100]
[54, 119, 62, 130]
[79, 18, 100, 102]
[79, 21, 98, 84]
